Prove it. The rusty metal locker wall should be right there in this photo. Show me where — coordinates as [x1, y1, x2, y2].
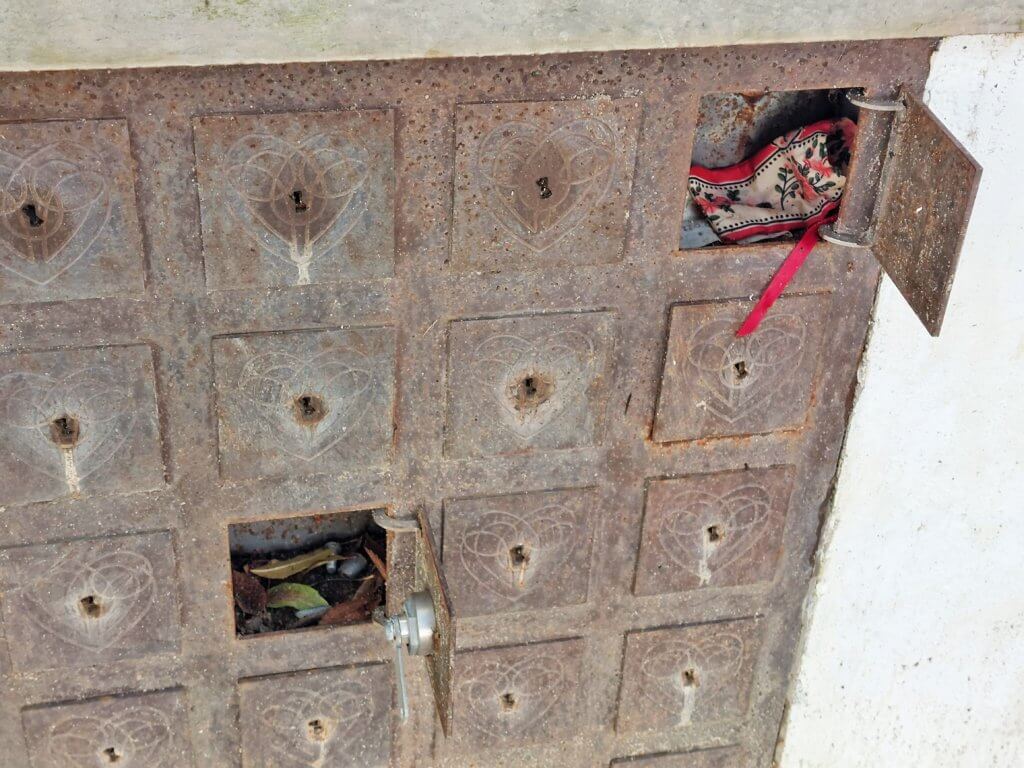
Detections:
[0, 39, 935, 767]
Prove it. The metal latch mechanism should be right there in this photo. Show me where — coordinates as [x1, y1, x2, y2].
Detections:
[370, 508, 456, 735]
[374, 592, 436, 722]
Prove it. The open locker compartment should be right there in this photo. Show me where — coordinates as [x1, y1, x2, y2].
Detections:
[680, 84, 981, 337]
[682, 87, 861, 249]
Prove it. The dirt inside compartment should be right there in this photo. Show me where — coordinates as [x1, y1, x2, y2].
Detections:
[229, 511, 388, 637]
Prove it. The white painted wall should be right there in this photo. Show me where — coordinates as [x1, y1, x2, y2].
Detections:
[780, 34, 1024, 768]
[0, 1, 1022, 71]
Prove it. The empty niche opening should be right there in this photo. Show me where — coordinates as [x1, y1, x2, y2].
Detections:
[681, 88, 859, 249]
[228, 508, 387, 637]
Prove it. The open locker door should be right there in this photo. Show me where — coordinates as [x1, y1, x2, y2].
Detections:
[871, 90, 983, 335]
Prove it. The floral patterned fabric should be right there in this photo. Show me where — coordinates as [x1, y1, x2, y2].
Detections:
[689, 117, 857, 243]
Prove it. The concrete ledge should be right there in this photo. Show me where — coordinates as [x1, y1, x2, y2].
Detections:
[1, 0, 1022, 72]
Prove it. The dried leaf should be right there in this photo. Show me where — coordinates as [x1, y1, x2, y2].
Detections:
[266, 582, 329, 611]
[355, 574, 382, 598]
[320, 574, 383, 626]
[249, 547, 341, 580]
[232, 570, 267, 615]
[363, 545, 388, 581]
[319, 593, 381, 626]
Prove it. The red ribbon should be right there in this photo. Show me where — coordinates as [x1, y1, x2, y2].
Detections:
[735, 217, 834, 337]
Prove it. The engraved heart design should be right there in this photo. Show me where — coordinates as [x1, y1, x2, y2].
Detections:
[260, 681, 373, 768]
[23, 549, 156, 652]
[477, 118, 617, 252]
[43, 706, 173, 767]
[226, 132, 369, 284]
[475, 329, 598, 440]
[461, 654, 570, 740]
[0, 366, 136, 488]
[0, 140, 111, 286]
[657, 485, 773, 586]
[687, 313, 806, 424]
[455, 506, 578, 601]
[236, 350, 374, 461]
[639, 632, 746, 725]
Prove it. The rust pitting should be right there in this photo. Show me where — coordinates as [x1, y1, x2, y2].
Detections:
[0, 38, 939, 768]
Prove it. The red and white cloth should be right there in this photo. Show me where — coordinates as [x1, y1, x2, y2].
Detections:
[688, 117, 857, 334]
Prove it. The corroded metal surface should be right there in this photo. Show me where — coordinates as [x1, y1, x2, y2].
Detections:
[443, 486, 598, 617]
[238, 664, 393, 768]
[651, 294, 831, 442]
[872, 90, 982, 335]
[617, 619, 763, 734]
[610, 746, 749, 767]
[451, 98, 641, 271]
[831, 85, 898, 240]
[416, 507, 457, 737]
[21, 689, 194, 768]
[194, 109, 396, 289]
[0, 532, 181, 673]
[0, 119, 147, 304]
[633, 467, 795, 597]
[0, 39, 935, 767]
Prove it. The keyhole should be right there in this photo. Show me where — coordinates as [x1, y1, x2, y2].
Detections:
[79, 595, 105, 619]
[509, 544, 530, 568]
[535, 176, 552, 199]
[21, 203, 44, 228]
[291, 189, 308, 212]
[102, 747, 121, 763]
[733, 360, 749, 380]
[682, 668, 699, 688]
[49, 415, 80, 447]
[307, 718, 327, 742]
[500, 692, 517, 711]
[512, 372, 553, 413]
[706, 525, 722, 543]
[292, 393, 326, 426]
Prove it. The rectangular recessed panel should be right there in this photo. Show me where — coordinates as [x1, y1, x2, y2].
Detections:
[22, 689, 194, 768]
[0, 531, 181, 673]
[872, 90, 982, 335]
[634, 467, 794, 596]
[194, 109, 395, 291]
[452, 98, 641, 272]
[444, 310, 615, 458]
[212, 326, 395, 481]
[443, 486, 597, 617]
[452, 637, 585, 750]
[652, 294, 830, 443]
[0, 344, 165, 506]
[239, 665, 392, 768]
[0, 119, 146, 304]
[610, 747, 750, 767]
[617, 619, 763, 734]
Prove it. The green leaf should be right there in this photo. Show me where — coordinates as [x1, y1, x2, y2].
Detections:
[805, 147, 813, 159]
[266, 583, 329, 611]
[774, 184, 784, 193]
[727, 189, 740, 201]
